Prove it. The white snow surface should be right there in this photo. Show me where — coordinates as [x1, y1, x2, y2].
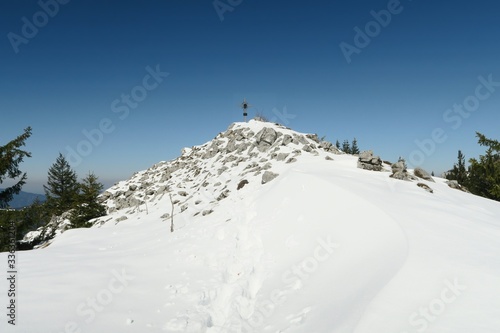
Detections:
[2, 120, 500, 333]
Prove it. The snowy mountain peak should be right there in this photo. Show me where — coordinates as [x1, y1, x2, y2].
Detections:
[96, 120, 341, 224]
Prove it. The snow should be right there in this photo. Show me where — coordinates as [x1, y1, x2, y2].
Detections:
[1, 120, 500, 333]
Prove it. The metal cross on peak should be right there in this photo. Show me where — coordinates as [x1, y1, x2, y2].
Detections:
[240, 98, 251, 122]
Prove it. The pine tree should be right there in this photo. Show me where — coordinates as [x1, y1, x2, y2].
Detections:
[44, 153, 79, 215]
[351, 138, 360, 154]
[342, 140, 351, 154]
[446, 150, 467, 184]
[70, 172, 106, 228]
[0, 127, 32, 208]
[335, 140, 341, 150]
[466, 133, 500, 201]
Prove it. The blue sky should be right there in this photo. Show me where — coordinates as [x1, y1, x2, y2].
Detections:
[1, 0, 499, 193]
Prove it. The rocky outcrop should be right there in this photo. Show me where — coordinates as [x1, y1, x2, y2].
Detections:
[357, 150, 383, 171]
[51, 120, 344, 234]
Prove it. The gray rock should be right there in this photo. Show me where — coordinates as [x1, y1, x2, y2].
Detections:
[302, 144, 313, 153]
[128, 184, 137, 191]
[255, 127, 278, 150]
[202, 209, 214, 216]
[390, 159, 418, 181]
[294, 134, 308, 145]
[217, 189, 230, 201]
[417, 183, 434, 193]
[306, 133, 320, 143]
[414, 167, 435, 182]
[318, 141, 340, 153]
[115, 216, 128, 223]
[357, 150, 383, 171]
[226, 139, 238, 153]
[274, 153, 289, 161]
[237, 179, 249, 190]
[262, 171, 279, 184]
[282, 134, 293, 146]
[446, 180, 470, 192]
[391, 160, 406, 174]
[217, 166, 228, 175]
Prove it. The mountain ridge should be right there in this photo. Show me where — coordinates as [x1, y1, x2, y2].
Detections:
[0, 189, 45, 209]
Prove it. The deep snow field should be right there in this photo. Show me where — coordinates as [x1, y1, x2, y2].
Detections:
[1, 120, 500, 333]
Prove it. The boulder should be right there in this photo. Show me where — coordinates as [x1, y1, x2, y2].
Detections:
[357, 150, 383, 171]
[414, 167, 435, 182]
[302, 144, 313, 153]
[390, 159, 418, 181]
[306, 133, 320, 143]
[282, 134, 293, 146]
[237, 179, 249, 190]
[446, 180, 470, 193]
[262, 171, 279, 184]
[255, 127, 278, 151]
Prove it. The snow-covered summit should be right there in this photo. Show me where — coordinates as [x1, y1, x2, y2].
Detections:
[96, 119, 341, 225]
[4, 119, 500, 333]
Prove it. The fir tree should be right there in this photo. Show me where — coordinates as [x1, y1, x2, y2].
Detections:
[0, 127, 32, 208]
[351, 138, 360, 154]
[342, 140, 351, 154]
[44, 153, 79, 215]
[335, 140, 341, 150]
[70, 172, 106, 228]
[446, 150, 467, 184]
[466, 133, 500, 201]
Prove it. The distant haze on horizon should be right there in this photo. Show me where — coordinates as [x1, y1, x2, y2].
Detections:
[1, 0, 499, 194]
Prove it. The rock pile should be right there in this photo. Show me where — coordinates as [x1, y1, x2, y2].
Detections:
[96, 120, 341, 220]
[357, 150, 383, 171]
[390, 159, 418, 181]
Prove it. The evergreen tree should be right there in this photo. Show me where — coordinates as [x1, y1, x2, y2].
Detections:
[351, 138, 360, 154]
[335, 140, 341, 150]
[0, 127, 32, 208]
[466, 133, 500, 201]
[342, 140, 351, 154]
[69, 172, 106, 228]
[44, 153, 79, 215]
[446, 150, 467, 184]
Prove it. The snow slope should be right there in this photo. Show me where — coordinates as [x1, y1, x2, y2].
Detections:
[1, 120, 500, 333]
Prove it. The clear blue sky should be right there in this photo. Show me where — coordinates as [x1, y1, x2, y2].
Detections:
[1, 0, 499, 193]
